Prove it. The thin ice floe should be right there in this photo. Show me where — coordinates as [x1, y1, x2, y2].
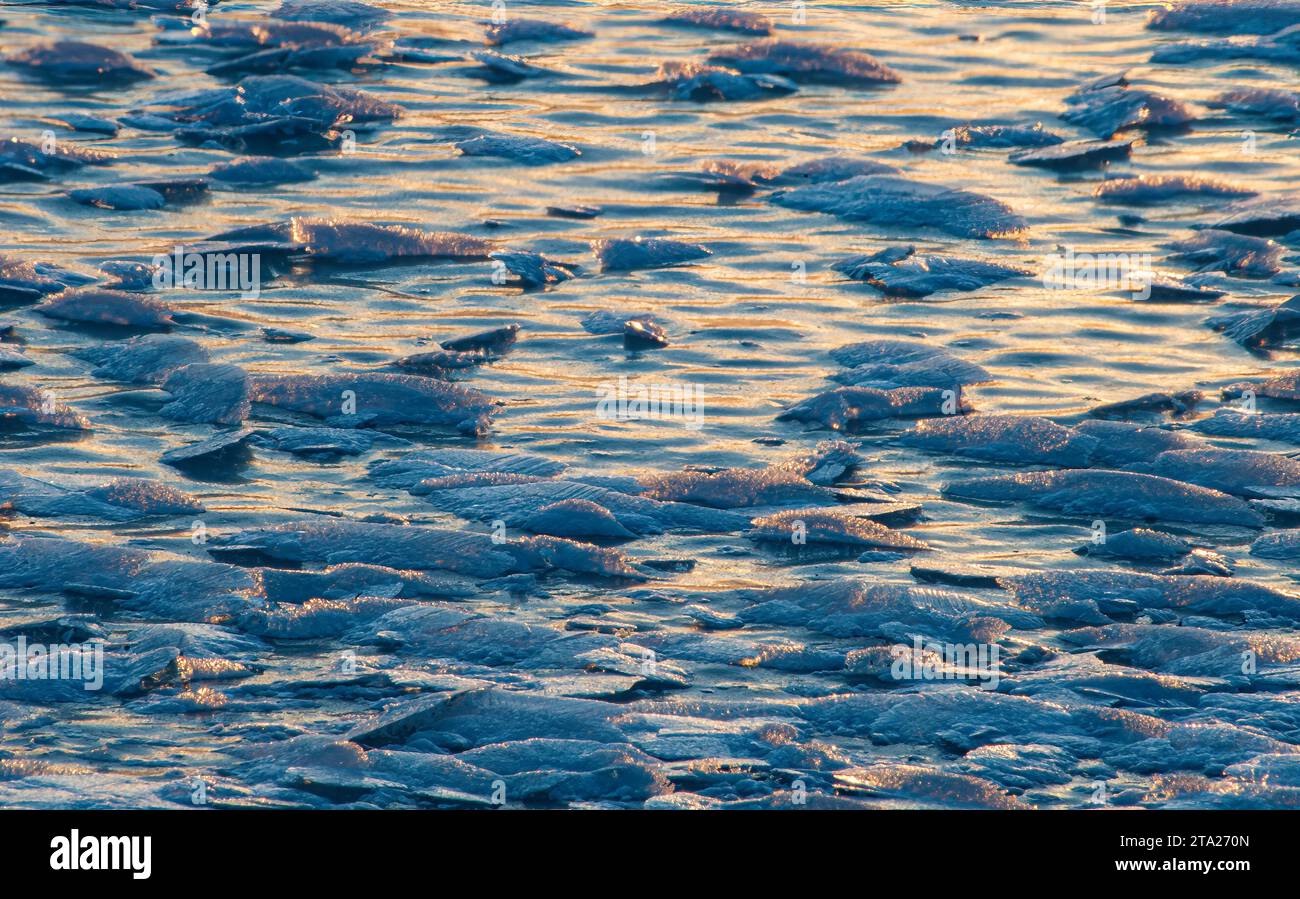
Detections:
[778, 386, 969, 431]
[834, 765, 1029, 809]
[249, 373, 497, 434]
[1202, 56, 1300, 101]
[6, 41, 153, 83]
[1211, 195, 1300, 237]
[747, 508, 929, 550]
[829, 339, 991, 390]
[1089, 389, 1202, 420]
[0, 471, 202, 522]
[1010, 139, 1134, 171]
[415, 480, 752, 536]
[0, 136, 111, 181]
[370, 449, 565, 489]
[490, 251, 580, 288]
[1147, 0, 1300, 35]
[899, 415, 1100, 466]
[209, 519, 642, 579]
[1132, 447, 1300, 497]
[468, 50, 552, 82]
[161, 363, 251, 426]
[662, 7, 774, 35]
[455, 131, 581, 164]
[1093, 174, 1256, 205]
[1167, 230, 1285, 278]
[161, 429, 257, 466]
[274, 0, 391, 31]
[193, 24, 380, 77]
[37, 289, 175, 329]
[1076, 527, 1194, 562]
[71, 335, 210, 384]
[485, 19, 593, 46]
[773, 156, 900, 184]
[772, 175, 1028, 240]
[0, 386, 89, 431]
[706, 40, 902, 86]
[919, 123, 1064, 151]
[68, 179, 207, 213]
[592, 237, 712, 271]
[1225, 370, 1300, 401]
[1001, 570, 1300, 624]
[68, 185, 169, 212]
[734, 580, 1041, 640]
[129, 75, 401, 152]
[943, 469, 1265, 527]
[393, 347, 490, 378]
[257, 426, 406, 458]
[0, 255, 94, 301]
[833, 247, 1032, 297]
[1211, 87, 1300, 123]
[649, 62, 798, 102]
[639, 443, 867, 508]
[1210, 295, 1300, 348]
[50, 113, 119, 136]
[0, 346, 32, 370]
[200, 218, 491, 265]
[1061, 73, 1195, 138]
[1193, 409, 1300, 442]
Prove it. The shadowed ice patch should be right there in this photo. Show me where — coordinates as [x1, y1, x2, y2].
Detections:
[0, 471, 202, 522]
[772, 175, 1028, 240]
[1001, 570, 1300, 624]
[899, 415, 1100, 466]
[706, 39, 902, 86]
[37, 289, 174, 329]
[6, 41, 153, 84]
[779, 385, 969, 431]
[1147, 0, 1300, 35]
[0, 137, 111, 183]
[592, 237, 712, 271]
[944, 469, 1264, 527]
[249, 373, 497, 434]
[199, 218, 490, 265]
[833, 246, 1033, 298]
[1061, 70, 1195, 139]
